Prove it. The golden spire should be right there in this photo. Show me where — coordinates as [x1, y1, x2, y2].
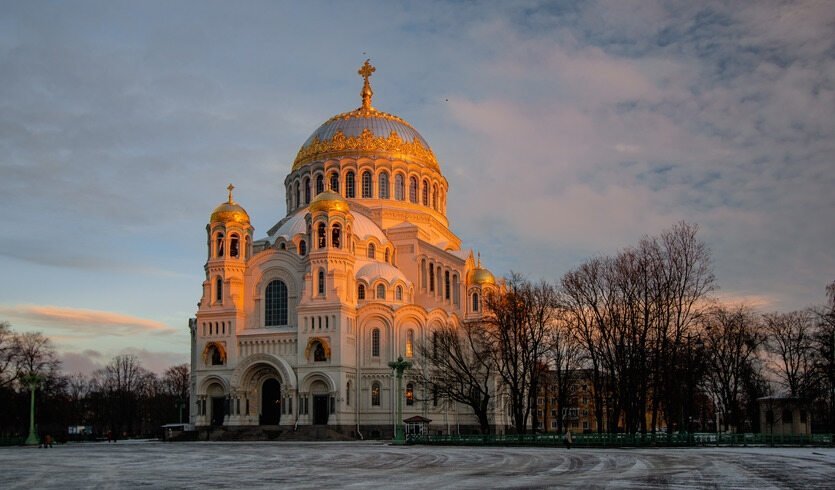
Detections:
[358, 59, 376, 111]
[477, 251, 481, 268]
[227, 183, 236, 204]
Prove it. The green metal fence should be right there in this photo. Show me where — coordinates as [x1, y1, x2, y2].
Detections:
[408, 432, 834, 447]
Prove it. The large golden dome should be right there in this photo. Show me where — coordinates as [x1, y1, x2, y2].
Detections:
[211, 184, 250, 225]
[292, 60, 438, 172]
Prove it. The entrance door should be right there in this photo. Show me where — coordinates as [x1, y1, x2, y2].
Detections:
[211, 397, 226, 426]
[260, 379, 281, 425]
[313, 395, 329, 425]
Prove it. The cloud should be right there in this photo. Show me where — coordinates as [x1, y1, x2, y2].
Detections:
[0, 304, 175, 337]
[59, 347, 187, 376]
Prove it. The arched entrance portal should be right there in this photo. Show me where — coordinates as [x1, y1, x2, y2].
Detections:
[260, 378, 281, 425]
[311, 380, 329, 425]
[207, 382, 226, 427]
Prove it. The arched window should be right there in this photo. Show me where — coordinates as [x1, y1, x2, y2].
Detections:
[378, 171, 389, 199]
[317, 222, 326, 248]
[371, 328, 380, 357]
[432, 184, 438, 210]
[361, 171, 372, 198]
[215, 277, 223, 303]
[299, 240, 307, 256]
[278, 242, 286, 250]
[472, 292, 479, 312]
[406, 383, 414, 406]
[405, 329, 414, 357]
[358, 284, 366, 300]
[265, 280, 288, 326]
[376, 284, 385, 300]
[331, 224, 341, 248]
[453, 274, 460, 306]
[230, 233, 240, 258]
[421, 259, 426, 289]
[346, 381, 351, 406]
[395, 174, 405, 201]
[313, 342, 326, 362]
[429, 264, 435, 292]
[409, 177, 418, 203]
[329, 172, 339, 193]
[371, 382, 381, 406]
[367, 243, 375, 259]
[315, 174, 324, 195]
[318, 269, 325, 295]
[210, 345, 223, 365]
[215, 233, 225, 257]
[303, 177, 311, 203]
[345, 171, 355, 198]
[422, 179, 429, 206]
[396, 285, 403, 301]
[294, 182, 300, 208]
[445, 271, 450, 300]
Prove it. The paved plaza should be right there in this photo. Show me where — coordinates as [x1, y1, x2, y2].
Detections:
[2, 441, 833, 489]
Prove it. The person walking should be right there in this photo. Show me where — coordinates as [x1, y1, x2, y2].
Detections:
[563, 429, 573, 450]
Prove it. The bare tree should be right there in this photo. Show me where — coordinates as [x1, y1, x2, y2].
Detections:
[14, 331, 60, 381]
[702, 305, 764, 431]
[483, 275, 556, 434]
[546, 311, 583, 433]
[0, 322, 19, 388]
[162, 364, 190, 423]
[414, 322, 494, 433]
[763, 311, 817, 398]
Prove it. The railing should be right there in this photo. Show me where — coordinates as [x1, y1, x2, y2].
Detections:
[407, 432, 834, 447]
[0, 437, 26, 446]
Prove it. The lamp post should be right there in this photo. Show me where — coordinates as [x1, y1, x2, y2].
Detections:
[388, 356, 412, 444]
[23, 373, 43, 446]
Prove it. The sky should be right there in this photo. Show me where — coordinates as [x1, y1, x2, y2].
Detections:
[1, 1, 833, 375]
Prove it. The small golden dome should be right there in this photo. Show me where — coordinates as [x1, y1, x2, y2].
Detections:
[467, 267, 496, 286]
[211, 184, 250, 225]
[309, 189, 350, 214]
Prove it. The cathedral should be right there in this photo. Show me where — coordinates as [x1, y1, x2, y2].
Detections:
[189, 61, 498, 437]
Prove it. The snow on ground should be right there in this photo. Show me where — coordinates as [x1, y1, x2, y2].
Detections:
[1, 442, 833, 489]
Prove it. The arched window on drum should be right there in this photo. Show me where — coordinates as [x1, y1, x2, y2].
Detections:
[317, 222, 327, 249]
[345, 171, 356, 198]
[378, 171, 389, 199]
[331, 224, 341, 249]
[329, 172, 339, 193]
[395, 174, 405, 201]
[361, 171, 373, 198]
[409, 177, 418, 203]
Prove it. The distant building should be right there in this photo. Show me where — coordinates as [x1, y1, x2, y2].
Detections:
[758, 397, 811, 437]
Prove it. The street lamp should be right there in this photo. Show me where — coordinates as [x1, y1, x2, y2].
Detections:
[388, 356, 412, 444]
[23, 373, 43, 446]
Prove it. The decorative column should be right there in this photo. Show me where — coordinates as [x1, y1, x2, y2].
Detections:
[388, 356, 412, 444]
[24, 374, 42, 446]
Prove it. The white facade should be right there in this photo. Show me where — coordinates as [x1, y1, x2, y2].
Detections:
[190, 63, 498, 436]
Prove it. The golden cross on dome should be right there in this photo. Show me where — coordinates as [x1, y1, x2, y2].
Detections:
[358, 59, 376, 111]
[227, 183, 235, 203]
